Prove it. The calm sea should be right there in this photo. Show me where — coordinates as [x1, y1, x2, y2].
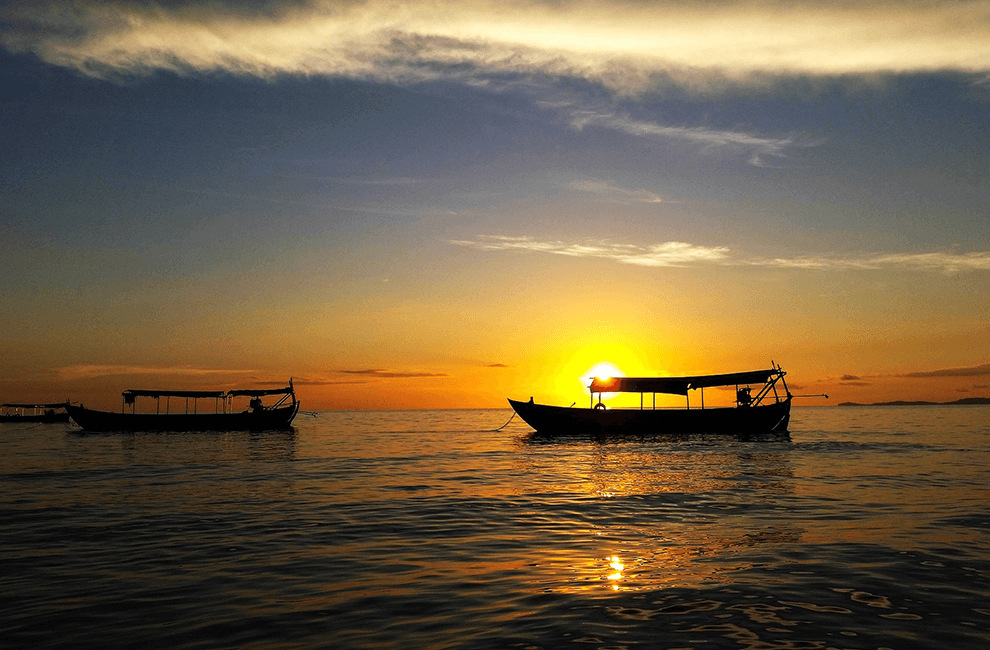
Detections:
[2, 406, 989, 649]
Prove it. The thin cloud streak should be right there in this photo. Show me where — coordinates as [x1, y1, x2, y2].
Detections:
[449, 236, 730, 267]
[570, 179, 663, 204]
[292, 377, 374, 386]
[58, 365, 258, 381]
[567, 110, 810, 164]
[451, 236, 990, 274]
[339, 369, 449, 379]
[760, 251, 990, 273]
[900, 363, 990, 378]
[3, 1, 989, 87]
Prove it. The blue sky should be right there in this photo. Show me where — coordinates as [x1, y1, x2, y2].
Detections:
[2, 0, 989, 408]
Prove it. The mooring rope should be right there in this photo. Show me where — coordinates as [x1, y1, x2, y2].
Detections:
[493, 411, 517, 431]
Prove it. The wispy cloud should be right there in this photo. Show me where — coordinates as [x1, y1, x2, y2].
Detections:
[570, 179, 662, 204]
[58, 365, 257, 381]
[0, 2, 979, 171]
[451, 235, 990, 274]
[760, 251, 990, 273]
[283, 376, 361, 386]
[450, 236, 730, 267]
[566, 110, 812, 167]
[339, 369, 448, 379]
[3, 1, 988, 85]
[0, 1, 855, 166]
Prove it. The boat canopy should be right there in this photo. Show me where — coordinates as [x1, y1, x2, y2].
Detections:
[122, 386, 294, 401]
[590, 369, 781, 395]
[227, 386, 294, 397]
[123, 389, 227, 400]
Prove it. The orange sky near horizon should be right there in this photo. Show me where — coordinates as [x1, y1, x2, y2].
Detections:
[3, 334, 988, 412]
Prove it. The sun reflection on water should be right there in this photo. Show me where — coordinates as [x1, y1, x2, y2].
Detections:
[606, 555, 625, 590]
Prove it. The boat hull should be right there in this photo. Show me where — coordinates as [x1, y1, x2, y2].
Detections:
[507, 398, 791, 436]
[0, 412, 71, 424]
[66, 403, 299, 432]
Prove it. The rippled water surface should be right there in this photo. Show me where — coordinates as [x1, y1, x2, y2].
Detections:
[3, 406, 989, 649]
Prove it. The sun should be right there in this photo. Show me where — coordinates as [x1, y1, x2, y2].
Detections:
[585, 361, 624, 383]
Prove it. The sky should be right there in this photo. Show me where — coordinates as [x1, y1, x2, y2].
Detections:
[2, 0, 989, 410]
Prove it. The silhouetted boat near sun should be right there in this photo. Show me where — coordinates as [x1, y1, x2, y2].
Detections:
[66, 381, 300, 432]
[509, 365, 793, 436]
[1, 402, 71, 423]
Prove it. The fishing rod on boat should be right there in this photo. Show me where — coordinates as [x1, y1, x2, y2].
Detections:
[791, 393, 829, 399]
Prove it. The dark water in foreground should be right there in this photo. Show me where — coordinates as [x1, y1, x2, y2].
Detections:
[2, 406, 989, 649]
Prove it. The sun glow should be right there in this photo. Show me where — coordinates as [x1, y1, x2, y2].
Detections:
[582, 361, 626, 407]
[535, 343, 659, 406]
[586, 361, 624, 383]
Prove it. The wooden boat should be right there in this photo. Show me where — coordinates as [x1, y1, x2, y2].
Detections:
[508, 366, 792, 436]
[0, 402, 71, 423]
[66, 381, 300, 432]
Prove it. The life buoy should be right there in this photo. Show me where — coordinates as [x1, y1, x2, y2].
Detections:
[594, 402, 606, 410]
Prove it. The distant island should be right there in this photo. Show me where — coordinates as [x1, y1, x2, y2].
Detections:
[838, 397, 990, 406]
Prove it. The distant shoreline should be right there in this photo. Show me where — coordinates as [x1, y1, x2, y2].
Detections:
[837, 397, 990, 406]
